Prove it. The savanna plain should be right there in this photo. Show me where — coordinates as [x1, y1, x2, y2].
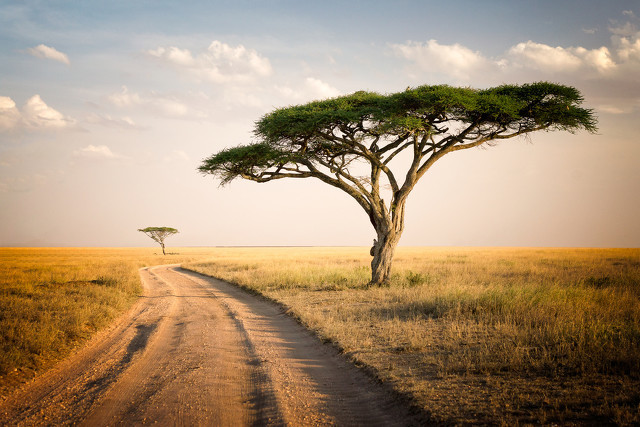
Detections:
[1, 246, 639, 425]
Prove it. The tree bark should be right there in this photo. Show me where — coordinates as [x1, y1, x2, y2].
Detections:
[370, 232, 400, 285]
[161, 242, 166, 255]
[368, 192, 407, 286]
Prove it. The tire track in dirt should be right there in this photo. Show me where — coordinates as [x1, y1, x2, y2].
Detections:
[0, 265, 419, 426]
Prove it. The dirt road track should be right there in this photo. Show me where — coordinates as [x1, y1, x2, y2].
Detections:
[0, 265, 420, 426]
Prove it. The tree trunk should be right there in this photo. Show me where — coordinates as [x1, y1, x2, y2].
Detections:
[161, 243, 166, 255]
[368, 194, 407, 286]
[369, 230, 400, 286]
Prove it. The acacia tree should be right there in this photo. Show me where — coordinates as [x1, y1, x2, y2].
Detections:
[199, 83, 596, 285]
[138, 227, 179, 255]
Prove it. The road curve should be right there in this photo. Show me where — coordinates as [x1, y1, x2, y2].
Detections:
[0, 265, 419, 426]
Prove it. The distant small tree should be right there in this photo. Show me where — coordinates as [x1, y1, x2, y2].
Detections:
[199, 82, 597, 286]
[138, 227, 179, 255]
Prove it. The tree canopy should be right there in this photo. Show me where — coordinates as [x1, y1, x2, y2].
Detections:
[199, 82, 597, 285]
[138, 227, 179, 255]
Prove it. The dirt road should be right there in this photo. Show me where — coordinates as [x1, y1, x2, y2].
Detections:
[0, 265, 419, 426]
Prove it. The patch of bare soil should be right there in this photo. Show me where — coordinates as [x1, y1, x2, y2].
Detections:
[0, 265, 420, 426]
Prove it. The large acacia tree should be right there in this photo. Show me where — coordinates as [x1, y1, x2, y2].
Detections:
[199, 83, 596, 285]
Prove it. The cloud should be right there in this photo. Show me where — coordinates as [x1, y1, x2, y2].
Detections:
[27, 44, 70, 65]
[85, 113, 140, 129]
[613, 32, 640, 63]
[108, 86, 142, 108]
[0, 95, 75, 131]
[394, 21, 639, 83]
[0, 96, 21, 130]
[73, 144, 125, 159]
[22, 95, 75, 129]
[304, 77, 341, 99]
[597, 105, 628, 114]
[148, 40, 272, 83]
[275, 77, 341, 103]
[391, 15, 640, 117]
[508, 41, 616, 73]
[391, 39, 489, 80]
[107, 86, 207, 119]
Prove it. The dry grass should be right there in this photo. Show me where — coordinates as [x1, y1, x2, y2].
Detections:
[0, 247, 219, 396]
[185, 247, 640, 425]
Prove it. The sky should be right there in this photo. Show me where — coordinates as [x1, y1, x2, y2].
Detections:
[1, 0, 639, 248]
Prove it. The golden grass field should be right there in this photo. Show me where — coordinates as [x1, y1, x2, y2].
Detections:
[0, 247, 220, 396]
[1, 246, 639, 424]
[183, 247, 640, 425]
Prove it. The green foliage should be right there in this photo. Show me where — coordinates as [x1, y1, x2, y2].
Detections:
[199, 82, 597, 184]
[198, 144, 296, 185]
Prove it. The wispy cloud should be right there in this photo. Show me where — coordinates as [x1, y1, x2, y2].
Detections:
[148, 40, 272, 83]
[107, 86, 207, 119]
[84, 113, 141, 130]
[27, 44, 70, 65]
[73, 144, 125, 160]
[0, 174, 49, 193]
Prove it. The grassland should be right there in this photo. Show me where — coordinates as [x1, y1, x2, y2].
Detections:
[2, 246, 638, 424]
[0, 247, 220, 396]
[184, 247, 640, 425]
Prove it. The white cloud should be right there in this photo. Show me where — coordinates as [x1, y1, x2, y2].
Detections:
[508, 41, 615, 73]
[0, 95, 75, 131]
[149, 46, 194, 67]
[614, 33, 640, 62]
[304, 77, 341, 99]
[108, 86, 142, 107]
[391, 39, 488, 80]
[576, 46, 617, 72]
[0, 96, 21, 130]
[23, 95, 75, 129]
[275, 77, 341, 103]
[391, 18, 640, 117]
[73, 144, 124, 159]
[27, 44, 70, 65]
[148, 40, 272, 83]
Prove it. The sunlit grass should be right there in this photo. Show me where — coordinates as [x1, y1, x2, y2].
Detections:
[185, 247, 640, 425]
[0, 247, 219, 395]
[2, 246, 638, 424]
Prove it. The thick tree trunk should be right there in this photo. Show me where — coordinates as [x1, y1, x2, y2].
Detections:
[161, 243, 166, 255]
[368, 194, 407, 286]
[369, 230, 401, 286]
